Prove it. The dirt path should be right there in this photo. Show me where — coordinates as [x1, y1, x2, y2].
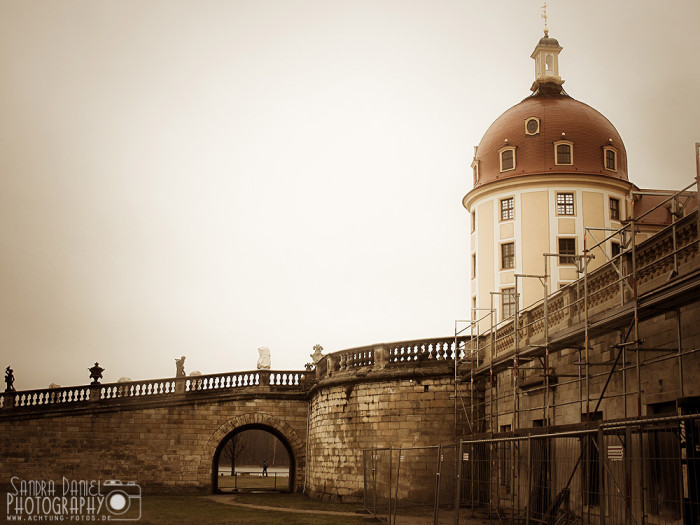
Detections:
[203, 495, 367, 517]
[203, 495, 492, 524]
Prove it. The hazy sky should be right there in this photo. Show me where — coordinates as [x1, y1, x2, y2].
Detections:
[1, 0, 699, 390]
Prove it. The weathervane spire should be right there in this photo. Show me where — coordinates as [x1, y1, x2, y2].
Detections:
[541, 2, 549, 36]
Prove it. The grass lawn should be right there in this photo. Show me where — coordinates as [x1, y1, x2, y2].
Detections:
[138, 494, 372, 524]
[217, 473, 290, 490]
[233, 492, 366, 512]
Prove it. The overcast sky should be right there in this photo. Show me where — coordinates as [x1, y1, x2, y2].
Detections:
[1, 0, 699, 390]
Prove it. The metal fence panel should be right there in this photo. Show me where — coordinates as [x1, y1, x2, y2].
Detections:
[363, 415, 700, 524]
[364, 447, 393, 517]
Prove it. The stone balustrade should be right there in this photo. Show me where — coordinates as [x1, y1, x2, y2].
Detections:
[187, 370, 308, 391]
[488, 209, 698, 358]
[6, 385, 92, 408]
[1, 370, 309, 412]
[314, 336, 468, 380]
[102, 378, 176, 399]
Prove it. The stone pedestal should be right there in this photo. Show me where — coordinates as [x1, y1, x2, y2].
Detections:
[2, 392, 14, 409]
[89, 385, 101, 402]
[374, 345, 387, 369]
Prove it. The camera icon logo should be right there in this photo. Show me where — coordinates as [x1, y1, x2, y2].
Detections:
[103, 480, 141, 521]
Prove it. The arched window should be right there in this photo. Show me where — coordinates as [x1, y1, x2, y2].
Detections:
[554, 141, 574, 165]
[545, 54, 554, 71]
[603, 147, 617, 171]
[499, 147, 516, 172]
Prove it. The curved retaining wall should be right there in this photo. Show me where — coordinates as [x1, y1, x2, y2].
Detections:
[306, 360, 470, 501]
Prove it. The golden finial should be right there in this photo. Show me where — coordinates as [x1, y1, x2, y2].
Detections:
[541, 2, 549, 36]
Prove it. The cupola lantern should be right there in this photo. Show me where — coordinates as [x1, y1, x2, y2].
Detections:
[530, 31, 564, 93]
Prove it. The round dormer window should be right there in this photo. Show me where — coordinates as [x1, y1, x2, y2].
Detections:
[525, 118, 540, 135]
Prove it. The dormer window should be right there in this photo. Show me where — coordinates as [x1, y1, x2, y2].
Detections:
[604, 147, 618, 171]
[525, 117, 540, 136]
[554, 141, 574, 165]
[499, 146, 516, 172]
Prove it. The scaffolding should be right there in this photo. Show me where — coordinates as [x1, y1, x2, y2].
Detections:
[454, 169, 700, 434]
[451, 164, 700, 521]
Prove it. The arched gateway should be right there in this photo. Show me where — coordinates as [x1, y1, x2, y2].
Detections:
[199, 413, 306, 493]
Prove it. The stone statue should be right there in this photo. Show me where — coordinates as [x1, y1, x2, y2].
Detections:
[257, 347, 271, 370]
[88, 362, 104, 385]
[5, 366, 15, 392]
[310, 344, 324, 365]
[175, 356, 186, 377]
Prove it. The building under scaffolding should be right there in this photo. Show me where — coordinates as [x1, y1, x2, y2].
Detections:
[446, 27, 700, 523]
[453, 173, 700, 523]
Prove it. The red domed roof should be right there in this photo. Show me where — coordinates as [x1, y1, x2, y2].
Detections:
[473, 93, 628, 188]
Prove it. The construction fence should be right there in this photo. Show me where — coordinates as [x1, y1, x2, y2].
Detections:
[364, 413, 700, 524]
[364, 444, 458, 524]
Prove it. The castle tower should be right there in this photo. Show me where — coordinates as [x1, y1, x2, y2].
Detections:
[464, 32, 635, 323]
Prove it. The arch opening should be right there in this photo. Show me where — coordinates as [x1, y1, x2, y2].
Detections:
[211, 424, 295, 494]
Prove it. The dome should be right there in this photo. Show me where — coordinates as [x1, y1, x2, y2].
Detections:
[472, 93, 628, 188]
[537, 35, 560, 47]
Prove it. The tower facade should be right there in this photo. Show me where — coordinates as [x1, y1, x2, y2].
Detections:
[464, 33, 635, 323]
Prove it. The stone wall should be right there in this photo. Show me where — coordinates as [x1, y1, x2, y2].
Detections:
[0, 392, 308, 494]
[490, 298, 700, 431]
[306, 364, 470, 501]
